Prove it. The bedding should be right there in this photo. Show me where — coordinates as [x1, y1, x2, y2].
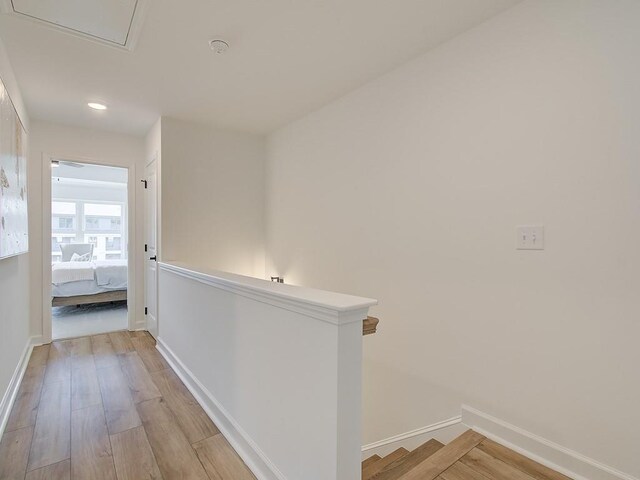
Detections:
[51, 259, 128, 298]
[70, 252, 92, 262]
[51, 280, 124, 297]
[95, 260, 128, 287]
[52, 261, 95, 285]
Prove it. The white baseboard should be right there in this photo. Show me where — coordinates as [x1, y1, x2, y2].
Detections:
[462, 405, 638, 480]
[361, 416, 466, 460]
[0, 336, 39, 438]
[155, 337, 287, 480]
[132, 321, 147, 331]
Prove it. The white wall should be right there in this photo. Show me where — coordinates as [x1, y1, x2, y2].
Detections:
[28, 121, 145, 334]
[266, 0, 640, 477]
[0, 36, 31, 410]
[161, 117, 266, 278]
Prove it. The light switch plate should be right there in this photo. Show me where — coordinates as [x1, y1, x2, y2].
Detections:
[517, 225, 544, 250]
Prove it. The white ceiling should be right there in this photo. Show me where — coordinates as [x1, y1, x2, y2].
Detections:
[0, 0, 521, 136]
[53, 161, 128, 183]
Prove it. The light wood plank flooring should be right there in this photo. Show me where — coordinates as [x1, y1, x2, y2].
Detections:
[0, 331, 256, 480]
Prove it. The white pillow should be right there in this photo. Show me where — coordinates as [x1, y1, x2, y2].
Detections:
[70, 252, 92, 262]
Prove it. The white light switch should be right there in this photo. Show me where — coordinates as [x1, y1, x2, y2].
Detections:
[517, 225, 544, 250]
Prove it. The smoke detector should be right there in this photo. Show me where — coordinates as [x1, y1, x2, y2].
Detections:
[209, 39, 230, 55]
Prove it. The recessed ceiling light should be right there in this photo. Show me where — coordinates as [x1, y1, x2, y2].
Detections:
[209, 39, 229, 55]
[88, 102, 107, 110]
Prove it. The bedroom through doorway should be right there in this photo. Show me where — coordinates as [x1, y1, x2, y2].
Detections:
[50, 160, 129, 339]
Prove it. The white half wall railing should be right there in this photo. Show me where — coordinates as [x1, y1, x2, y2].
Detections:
[157, 261, 377, 480]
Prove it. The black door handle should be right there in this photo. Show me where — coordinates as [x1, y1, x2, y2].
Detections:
[149, 256, 157, 261]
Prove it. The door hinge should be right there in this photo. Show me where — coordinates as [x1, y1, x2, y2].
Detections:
[144, 307, 148, 315]
[141, 179, 148, 189]
[145, 244, 148, 252]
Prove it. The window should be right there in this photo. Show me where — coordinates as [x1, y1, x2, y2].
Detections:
[53, 216, 74, 230]
[84, 217, 121, 230]
[85, 218, 99, 230]
[51, 200, 126, 263]
[106, 236, 121, 250]
[53, 201, 76, 215]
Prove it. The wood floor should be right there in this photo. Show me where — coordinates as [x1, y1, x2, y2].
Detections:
[2, 331, 575, 480]
[0, 331, 256, 480]
[362, 430, 572, 480]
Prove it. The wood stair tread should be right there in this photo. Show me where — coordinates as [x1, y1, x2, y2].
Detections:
[438, 461, 489, 480]
[368, 439, 444, 480]
[396, 430, 485, 480]
[362, 455, 382, 471]
[362, 430, 572, 480]
[460, 447, 541, 480]
[476, 439, 572, 480]
[362, 448, 410, 480]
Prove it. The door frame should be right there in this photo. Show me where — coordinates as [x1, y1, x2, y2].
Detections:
[42, 152, 138, 342]
[144, 152, 160, 338]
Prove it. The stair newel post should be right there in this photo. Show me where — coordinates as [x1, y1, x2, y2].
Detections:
[335, 311, 367, 480]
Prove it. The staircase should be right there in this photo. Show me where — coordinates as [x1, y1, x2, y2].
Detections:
[361, 430, 572, 480]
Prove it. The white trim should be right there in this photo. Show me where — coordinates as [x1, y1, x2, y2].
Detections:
[155, 337, 287, 480]
[132, 321, 147, 331]
[0, 336, 39, 438]
[462, 405, 638, 480]
[362, 416, 461, 451]
[143, 152, 158, 338]
[127, 163, 138, 329]
[124, 0, 150, 51]
[159, 262, 376, 326]
[51, 177, 127, 188]
[41, 155, 52, 342]
[361, 416, 466, 460]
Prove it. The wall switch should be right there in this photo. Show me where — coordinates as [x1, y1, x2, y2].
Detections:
[517, 225, 544, 250]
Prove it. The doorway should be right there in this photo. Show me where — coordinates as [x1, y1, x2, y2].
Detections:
[49, 159, 130, 339]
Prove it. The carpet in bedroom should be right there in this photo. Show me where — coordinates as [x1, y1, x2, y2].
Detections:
[52, 301, 128, 339]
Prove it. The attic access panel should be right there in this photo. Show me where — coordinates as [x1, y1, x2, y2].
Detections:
[5, 0, 147, 49]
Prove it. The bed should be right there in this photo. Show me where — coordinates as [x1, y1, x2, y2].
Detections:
[52, 243, 128, 306]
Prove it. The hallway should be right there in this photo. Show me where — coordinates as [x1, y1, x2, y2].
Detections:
[0, 331, 255, 480]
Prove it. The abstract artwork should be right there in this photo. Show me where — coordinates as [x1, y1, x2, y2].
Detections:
[0, 75, 28, 259]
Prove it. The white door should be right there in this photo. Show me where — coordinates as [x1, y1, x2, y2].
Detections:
[144, 159, 159, 338]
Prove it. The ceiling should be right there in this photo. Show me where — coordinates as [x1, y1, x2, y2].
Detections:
[0, 0, 521, 136]
[52, 161, 128, 184]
